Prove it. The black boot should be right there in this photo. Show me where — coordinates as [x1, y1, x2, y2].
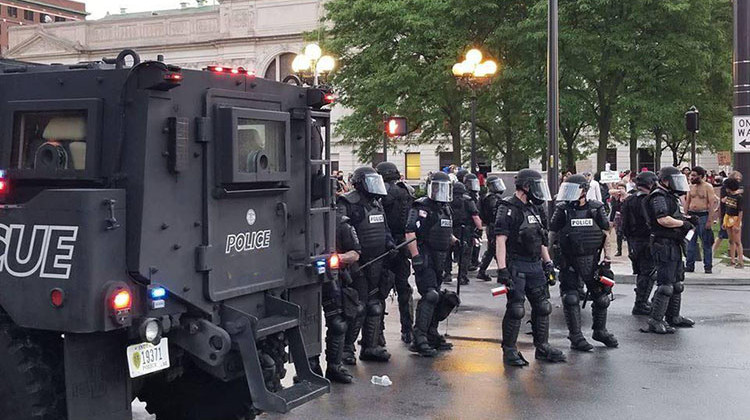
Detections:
[398, 290, 414, 344]
[591, 307, 618, 348]
[632, 275, 654, 315]
[427, 315, 452, 351]
[502, 308, 528, 366]
[563, 301, 593, 351]
[477, 250, 494, 281]
[324, 320, 353, 384]
[343, 314, 363, 365]
[360, 302, 390, 362]
[647, 287, 676, 334]
[666, 293, 695, 328]
[410, 296, 438, 357]
[458, 276, 470, 286]
[532, 312, 566, 363]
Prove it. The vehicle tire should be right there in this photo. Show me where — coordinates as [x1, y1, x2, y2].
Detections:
[139, 365, 257, 420]
[0, 309, 66, 420]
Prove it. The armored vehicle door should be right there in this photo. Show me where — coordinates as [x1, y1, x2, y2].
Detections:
[204, 90, 291, 301]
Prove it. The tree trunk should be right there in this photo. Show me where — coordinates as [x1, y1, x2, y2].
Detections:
[654, 130, 662, 171]
[564, 137, 575, 173]
[451, 123, 462, 166]
[504, 124, 514, 171]
[629, 119, 638, 172]
[596, 106, 611, 172]
[672, 147, 680, 167]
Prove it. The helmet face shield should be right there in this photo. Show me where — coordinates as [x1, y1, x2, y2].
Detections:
[428, 180, 453, 203]
[668, 174, 689, 195]
[466, 178, 480, 192]
[528, 179, 552, 204]
[557, 182, 584, 202]
[363, 173, 387, 196]
[487, 178, 506, 194]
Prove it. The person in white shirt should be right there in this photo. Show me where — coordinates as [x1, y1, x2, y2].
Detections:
[584, 171, 603, 202]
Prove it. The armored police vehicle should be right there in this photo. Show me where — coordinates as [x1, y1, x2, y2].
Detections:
[0, 50, 336, 420]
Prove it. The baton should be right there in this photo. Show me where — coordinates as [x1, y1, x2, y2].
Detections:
[356, 237, 417, 272]
[456, 224, 467, 297]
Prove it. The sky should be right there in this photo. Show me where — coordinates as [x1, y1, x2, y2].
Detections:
[83, 0, 218, 20]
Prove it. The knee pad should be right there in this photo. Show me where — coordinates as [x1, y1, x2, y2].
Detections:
[591, 293, 610, 309]
[673, 282, 684, 294]
[562, 291, 580, 307]
[532, 299, 552, 316]
[423, 289, 440, 305]
[327, 315, 348, 335]
[366, 300, 383, 317]
[656, 284, 674, 297]
[506, 302, 525, 320]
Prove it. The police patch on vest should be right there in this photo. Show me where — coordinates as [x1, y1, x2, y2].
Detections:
[571, 218, 594, 227]
[369, 214, 385, 223]
[440, 219, 452, 227]
[527, 215, 540, 224]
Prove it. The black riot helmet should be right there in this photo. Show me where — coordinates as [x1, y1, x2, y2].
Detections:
[351, 166, 387, 197]
[376, 161, 401, 182]
[515, 169, 552, 205]
[635, 171, 658, 191]
[456, 169, 469, 183]
[557, 174, 589, 202]
[486, 176, 506, 194]
[426, 172, 453, 202]
[453, 181, 467, 195]
[464, 173, 480, 192]
[657, 166, 689, 196]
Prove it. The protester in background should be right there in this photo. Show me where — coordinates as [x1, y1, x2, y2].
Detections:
[714, 171, 744, 259]
[723, 177, 744, 269]
[681, 167, 692, 177]
[584, 172, 602, 202]
[609, 182, 627, 256]
[685, 166, 716, 274]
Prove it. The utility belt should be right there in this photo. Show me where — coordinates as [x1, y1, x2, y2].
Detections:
[508, 253, 541, 263]
[688, 210, 709, 216]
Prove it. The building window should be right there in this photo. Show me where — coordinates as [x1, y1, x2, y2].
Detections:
[55, 16, 66, 22]
[606, 148, 618, 171]
[263, 53, 296, 82]
[23, 9, 34, 21]
[405, 153, 421, 180]
[637, 148, 655, 172]
[8, 7, 17, 18]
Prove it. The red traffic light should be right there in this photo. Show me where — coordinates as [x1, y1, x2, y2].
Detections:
[386, 117, 408, 137]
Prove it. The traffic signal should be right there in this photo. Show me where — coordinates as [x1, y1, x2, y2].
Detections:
[386, 117, 408, 137]
[685, 106, 700, 133]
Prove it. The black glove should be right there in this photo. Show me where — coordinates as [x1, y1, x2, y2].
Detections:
[599, 261, 615, 281]
[412, 254, 426, 273]
[473, 228, 483, 240]
[543, 260, 557, 286]
[687, 215, 700, 226]
[497, 268, 514, 292]
[682, 220, 695, 234]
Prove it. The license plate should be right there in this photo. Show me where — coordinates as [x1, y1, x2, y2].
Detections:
[127, 338, 170, 378]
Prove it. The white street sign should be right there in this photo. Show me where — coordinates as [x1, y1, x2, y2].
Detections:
[733, 116, 750, 153]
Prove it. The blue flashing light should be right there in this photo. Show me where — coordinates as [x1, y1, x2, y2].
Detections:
[315, 259, 326, 267]
[0, 170, 6, 178]
[150, 287, 167, 300]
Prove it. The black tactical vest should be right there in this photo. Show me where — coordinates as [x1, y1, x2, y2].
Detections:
[450, 191, 469, 226]
[559, 203, 606, 257]
[340, 191, 387, 259]
[647, 188, 684, 241]
[507, 198, 544, 259]
[623, 192, 651, 239]
[480, 192, 501, 225]
[382, 181, 413, 236]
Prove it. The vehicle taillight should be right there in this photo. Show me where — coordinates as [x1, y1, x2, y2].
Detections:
[329, 254, 340, 270]
[110, 288, 132, 324]
[0, 170, 8, 195]
[113, 289, 131, 310]
[164, 72, 183, 82]
[324, 93, 336, 104]
[50, 288, 65, 308]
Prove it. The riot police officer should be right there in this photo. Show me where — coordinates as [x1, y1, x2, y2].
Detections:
[405, 172, 460, 357]
[550, 175, 618, 351]
[644, 167, 697, 334]
[320, 215, 361, 383]
[464, 173, 483, 270]
[376, 162, 415, 344]
[495, 169, 565, 365]
[445, 182, 483, 285]
[477, 176, 507, 281]
[338, 167, 394, 362]
[621, 171, 659, 315]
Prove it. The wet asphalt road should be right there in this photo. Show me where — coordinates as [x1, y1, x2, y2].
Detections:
[134, 278, 750, 420]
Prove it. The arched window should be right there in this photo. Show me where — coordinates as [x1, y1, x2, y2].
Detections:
[264, 53, 296, 82]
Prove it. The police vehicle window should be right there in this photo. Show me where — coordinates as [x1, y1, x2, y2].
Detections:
[236, 118, 286, 173]
[11, 110, 88, 171]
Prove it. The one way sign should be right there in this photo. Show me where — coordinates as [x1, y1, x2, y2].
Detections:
[734, 116, 750, 153]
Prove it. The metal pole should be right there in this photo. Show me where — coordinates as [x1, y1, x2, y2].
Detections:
[383, 130, 388, 162]
[547, 0, 560, 199]
[690, 131, 696, 168]
[735, 0, 750, 257]
[471, 94, 477, 174]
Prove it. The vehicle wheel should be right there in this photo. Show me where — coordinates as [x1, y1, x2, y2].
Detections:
[139, 365, 257, 420]
[0, 309, 66, 420]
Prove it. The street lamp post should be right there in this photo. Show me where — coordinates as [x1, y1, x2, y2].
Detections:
[289, 43, 336, 87]
[547, 0, 560, 200]
[452, 49, 498, 174]
[734, 0, 750, 256]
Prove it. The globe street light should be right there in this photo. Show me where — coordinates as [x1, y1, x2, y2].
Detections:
[453, 49, 498, 174]
[288, 43, 336, 87]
